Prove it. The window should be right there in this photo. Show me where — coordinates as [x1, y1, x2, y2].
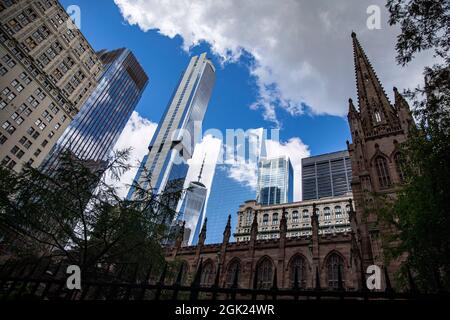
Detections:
[41, 139, 48, 147]
[290, 255, 307, 288]
[225, 260, 240, 288]
[34, 149, 42, 157]
[292, 211, 299, 223]
[272, 213, 279, 225]
[375, 156, 391, 188]
[200, 261, 215, 287]
[374, 110, 382, 123]
[256, 258, 273, 289]
[262, 214, 269, 226]
[327, 253, 344, 289]
[2, 120, 11, 130]
[335, 206, 343, 218]
[324, 207, 331, 220]
[394, 153, 405, 183]
[302, 209, 309, 219]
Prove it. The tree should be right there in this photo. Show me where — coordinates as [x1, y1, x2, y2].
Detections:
[382, 0, 450, 291]
[0, 149, 183, 281]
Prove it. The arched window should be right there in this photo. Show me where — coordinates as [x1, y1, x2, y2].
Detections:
[272, 213, 278, 225]
[179, 261, 189, 285]
[326, 253, 344, 289]
[375, 156, 391, 188]
[335, 206, 342, 218]
[302, 209, 309, 219]
[374, 110, 382, 123]
[200, 261, 215, 287]
[324, 207, 331, 220]
[394, 153, 405, 182]
[292, 211, 299, 223]
[256, 257, 273, 289]
[289, 255, 307, 288]
[225, 260, 240, 288]
[262, 214, 269, 226]
[246, 210, 252, 225]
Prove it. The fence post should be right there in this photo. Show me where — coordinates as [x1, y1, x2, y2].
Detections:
[40, 260, 63, 299]
[271, 267, 278, 300]
[293, 267, 299, 300]
[211, 263, 221, 301]
[384, 266, 394, 298]
[189, 258, 203, 301]
[407, 265, 418, 296]
[315, 267, 321, 300]
[230, 267, 239, 300]
[171, 264, 184, 300]
[251, 268, 258, 300]
[137, 264, 153, 300]
[155, 263, 167, 300]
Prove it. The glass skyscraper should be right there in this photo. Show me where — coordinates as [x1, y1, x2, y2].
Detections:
[131, 53, 215, 201]
[203, 129, 267, 244]
[256, 156, 294, 205]
[42, 48, 148, 170]
[204, 164, 256, 244]
[302, 150, 352, 200]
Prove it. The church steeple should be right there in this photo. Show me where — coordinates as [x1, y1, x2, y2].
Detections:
[351, 32, 399, 134]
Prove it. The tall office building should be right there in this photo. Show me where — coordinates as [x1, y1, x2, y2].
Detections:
[0, 0, 102, 172]
[256, 156, 294, 205]
[204, 129, 267, 244]
[176, 160, 208, 245]
[302, 150, 352, 201]
[132, 53, 215, 199]
[42, 48, 148, 170]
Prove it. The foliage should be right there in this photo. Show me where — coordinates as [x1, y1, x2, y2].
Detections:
[0, 149, 183, 280]
[383, 0, 450, 291]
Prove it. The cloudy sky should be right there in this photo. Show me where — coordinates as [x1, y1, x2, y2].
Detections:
[62, 0, 435, 199]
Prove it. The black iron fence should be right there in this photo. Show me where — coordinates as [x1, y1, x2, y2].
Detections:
[0, 257, 447, 301]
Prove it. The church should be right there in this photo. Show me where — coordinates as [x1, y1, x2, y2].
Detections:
[165, 32, 414, 291]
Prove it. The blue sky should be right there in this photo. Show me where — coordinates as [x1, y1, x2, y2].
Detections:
[64, 0, 434, 201]
[61, 0, 352, 157]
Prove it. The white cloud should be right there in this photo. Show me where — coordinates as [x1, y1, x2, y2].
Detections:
[184, 134, 222, 192]
[114, 0, 435, 126]
[223, 133, 310, 201]
[106, 111, 158, 198]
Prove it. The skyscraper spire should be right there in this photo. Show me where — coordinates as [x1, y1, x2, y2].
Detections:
[351, 32, 399, 133]
[197, 154, 207, 183]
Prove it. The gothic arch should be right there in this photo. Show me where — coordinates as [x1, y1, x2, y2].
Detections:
[255, 256, 275, 289]
[323, 251, 346, 289]
[200, 259, 215, 287]
[224, 258, 241, 287]
[287, 253, 310, 288]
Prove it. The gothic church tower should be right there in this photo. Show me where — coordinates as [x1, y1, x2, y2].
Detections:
[347, 32, 414, 278]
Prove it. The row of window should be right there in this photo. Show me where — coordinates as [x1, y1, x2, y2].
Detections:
[241, 205, 350, 227]
[195, 253, 346, 289]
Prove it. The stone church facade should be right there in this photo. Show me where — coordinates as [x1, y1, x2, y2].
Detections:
[165, 32, 413, 291]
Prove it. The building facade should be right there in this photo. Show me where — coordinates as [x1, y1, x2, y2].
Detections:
[41, 48, 148, 170]
[0, 0, 102, 172]
[234, 196, 352, 242]
[166, 199, 360, 290]
[347, 32, 413, 275]
[165, 33, 413, 292]
[302, 150, 352, 201]
[131, 53, 215, 199]
[256, 156, 293, 205]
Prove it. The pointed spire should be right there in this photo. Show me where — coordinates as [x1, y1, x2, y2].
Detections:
[351, 32, 398, 131]
[198, 218, 207, 246]
[197, 154, 207, 183]
[222, 214, 231, 244]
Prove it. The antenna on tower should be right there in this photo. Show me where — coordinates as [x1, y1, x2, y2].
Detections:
[197, 154, 207, 183]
